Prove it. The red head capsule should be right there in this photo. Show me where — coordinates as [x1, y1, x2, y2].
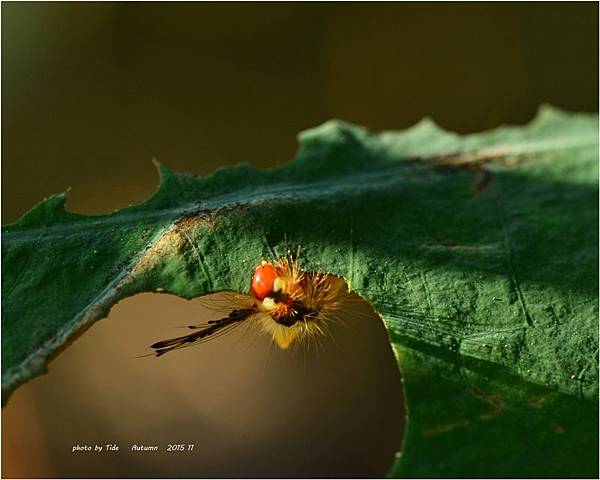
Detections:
[251, 263, 278, 300]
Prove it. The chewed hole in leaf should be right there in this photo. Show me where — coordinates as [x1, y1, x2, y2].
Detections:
[3, 287, 406, 478]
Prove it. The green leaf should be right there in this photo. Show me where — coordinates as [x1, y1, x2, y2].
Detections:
[2, 106, 598, 477]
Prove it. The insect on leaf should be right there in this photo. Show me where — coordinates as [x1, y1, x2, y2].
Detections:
[2, 105, 598, 477]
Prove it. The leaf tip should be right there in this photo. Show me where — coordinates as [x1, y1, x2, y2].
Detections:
[409, 116, 448, 136]
[297, 119, 367, 150]
[6, 191, 71, 229]
[153, 159, 176, 187]
[526, 104, 599, 138]
[291, 119, 374, 174]
[534, 103, 569, 121]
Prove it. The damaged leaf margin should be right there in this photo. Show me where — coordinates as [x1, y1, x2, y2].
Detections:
[2, 105, 598, 477]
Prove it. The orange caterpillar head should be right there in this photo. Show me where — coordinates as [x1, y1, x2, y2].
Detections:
[250, 254, 345, 349]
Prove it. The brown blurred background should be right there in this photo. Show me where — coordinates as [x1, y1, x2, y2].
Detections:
[1, 2, 598, 478]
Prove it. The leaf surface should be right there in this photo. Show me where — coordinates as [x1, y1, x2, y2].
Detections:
[2, 106, 598, 476]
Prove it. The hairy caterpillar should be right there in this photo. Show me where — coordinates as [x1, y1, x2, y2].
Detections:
[150, 252, 351, 356]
